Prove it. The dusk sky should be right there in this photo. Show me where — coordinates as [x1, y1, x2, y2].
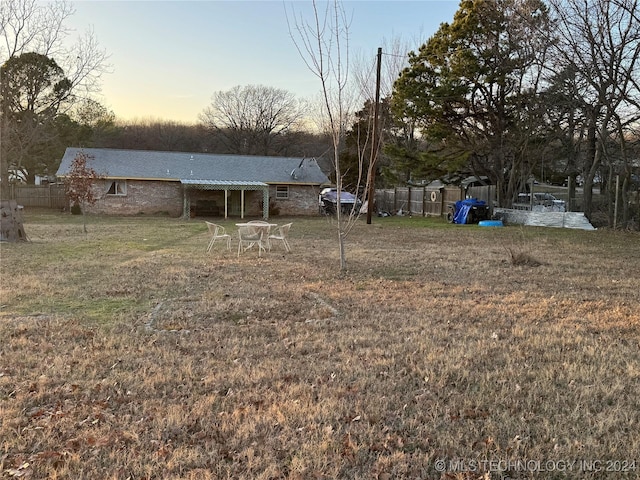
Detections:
[67, 1, 461, 123]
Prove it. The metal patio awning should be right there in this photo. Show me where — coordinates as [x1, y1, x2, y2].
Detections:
[180, 179, 269, 219]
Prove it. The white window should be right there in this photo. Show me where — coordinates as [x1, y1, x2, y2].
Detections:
[107, 180, 126, 196]
[276, 185, 289, 199]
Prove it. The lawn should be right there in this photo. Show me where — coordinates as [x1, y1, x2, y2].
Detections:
[1, 213, 639, 479]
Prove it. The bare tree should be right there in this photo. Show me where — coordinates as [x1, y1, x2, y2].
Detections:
[198, 85, 307, 156]
[0, 0, 74, 60]
[287, 0, 365, 270]
[352, 36, 413, 104]
[548, 0, 640, 223]
[0, 0, 110, 101]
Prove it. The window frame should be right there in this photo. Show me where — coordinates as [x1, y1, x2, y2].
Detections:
[275, 185, 289, 200]
[106, 180, 127, 196]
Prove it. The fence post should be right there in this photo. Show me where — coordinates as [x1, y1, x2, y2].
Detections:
[393, 187, 397, 213]
[422, 187, 426, 217]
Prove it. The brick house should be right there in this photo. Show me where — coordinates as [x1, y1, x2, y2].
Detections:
[56, 148, 331, 218]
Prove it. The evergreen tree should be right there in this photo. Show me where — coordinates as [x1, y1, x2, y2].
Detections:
[392, 0, 552, 206]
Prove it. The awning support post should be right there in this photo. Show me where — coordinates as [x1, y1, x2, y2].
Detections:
[262, 188, 269, 219]
[182, 187, 190, 219]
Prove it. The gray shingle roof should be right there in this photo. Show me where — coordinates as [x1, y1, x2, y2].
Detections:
[56, 148, 330, 185]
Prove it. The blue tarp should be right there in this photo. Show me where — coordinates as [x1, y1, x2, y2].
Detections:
[453, 199, 486, 224]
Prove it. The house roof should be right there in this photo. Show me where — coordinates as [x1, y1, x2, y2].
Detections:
[56, 148, 331, 185]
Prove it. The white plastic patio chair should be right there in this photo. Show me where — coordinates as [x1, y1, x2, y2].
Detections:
[268, 222, 292, 252]
[247, 220, 274, 250]
[237, 224, 266, 257]
[205, 221, 231, 252]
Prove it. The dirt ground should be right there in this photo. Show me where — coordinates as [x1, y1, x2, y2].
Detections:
[1, 214, 639, 479]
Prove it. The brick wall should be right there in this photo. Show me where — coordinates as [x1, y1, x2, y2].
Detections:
[270, 184, 322, 216]
[83, 180, 324, 217]
[86, 180, 183, 217]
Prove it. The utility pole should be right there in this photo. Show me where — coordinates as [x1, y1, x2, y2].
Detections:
[366, 47, 382, 224]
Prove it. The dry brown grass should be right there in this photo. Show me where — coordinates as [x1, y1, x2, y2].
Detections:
[1, 213, 639, 479]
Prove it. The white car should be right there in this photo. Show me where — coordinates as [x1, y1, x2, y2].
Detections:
[517, 193, 566, 211]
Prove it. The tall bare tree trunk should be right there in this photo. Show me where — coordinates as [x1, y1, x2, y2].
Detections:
[582, 107, 600, 219]
[334, 144, 346, 270]
[287, 0, 353, 271]
[0, 155, 9, 201]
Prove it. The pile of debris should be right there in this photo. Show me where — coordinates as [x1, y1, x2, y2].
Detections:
[493, 208, 596, 230]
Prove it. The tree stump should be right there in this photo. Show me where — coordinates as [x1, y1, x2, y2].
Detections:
[0, 200, 28, 242]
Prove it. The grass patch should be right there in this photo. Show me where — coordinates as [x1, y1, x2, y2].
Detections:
[1, 213, 639, 479]
[15, 297, 143, 323]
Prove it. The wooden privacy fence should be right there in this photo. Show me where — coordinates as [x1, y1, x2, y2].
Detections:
[466, 185, 496, 206]
[375, 186, 465, 217]
[9, 184, 68, 209]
